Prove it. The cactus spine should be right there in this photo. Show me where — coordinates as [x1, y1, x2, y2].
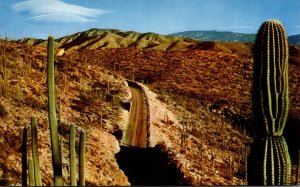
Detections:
[31, 116, 43, 186]
[47, 36, 63, 186]
[21, 127, 27, 186]
[79, 131, 86, 186]
[253, 20, 291, 185]
[69, 124, 76, 186]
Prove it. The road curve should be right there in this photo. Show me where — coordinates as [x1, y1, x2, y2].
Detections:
[121, 86, 148, 148]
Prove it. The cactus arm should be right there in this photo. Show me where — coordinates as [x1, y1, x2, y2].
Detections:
[278, 52, 289, 135]
[274, 21, 289, 135]
[47, 36, 63, 186]
[31, 116, 43, 186]
[21, 127, 28, 187]
[280, 137, 291, 184]
[69, 124, 77, 186]
[79, 131, 86, 186]
[263, 21, 275, 134]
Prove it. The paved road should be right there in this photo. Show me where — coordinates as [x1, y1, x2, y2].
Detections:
[121, 87, 148, 148]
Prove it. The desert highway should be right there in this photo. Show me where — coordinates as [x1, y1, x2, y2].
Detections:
[121, 86, 148, 148]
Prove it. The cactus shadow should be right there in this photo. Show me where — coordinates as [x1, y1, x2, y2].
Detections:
[284, 112, 300, 162]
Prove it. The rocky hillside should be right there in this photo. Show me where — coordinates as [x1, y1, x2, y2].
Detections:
[72, 41, 300, 184]
[0, 39, 131, 186]
[1, 30, 300, 185]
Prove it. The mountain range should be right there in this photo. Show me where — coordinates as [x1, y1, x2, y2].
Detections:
[18, 29, 300, 53]
[170, 30, 300, 45]
[18, 29, 199, 52]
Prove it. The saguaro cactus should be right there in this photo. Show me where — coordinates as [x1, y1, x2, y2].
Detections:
[69, 124, 76, 186]
[28, 159, 35, 186]
[31, 116, 43, 186]
[47, 36, 63, 186]
[252, 20, 291, 185]
[21, 127, 27, 186]
[20, 36, 89, 186]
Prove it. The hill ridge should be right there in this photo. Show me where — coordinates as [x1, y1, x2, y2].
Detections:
[17, 29, 199, 52]
[16, 29, 300, 53]
[170, 30, 300, 45]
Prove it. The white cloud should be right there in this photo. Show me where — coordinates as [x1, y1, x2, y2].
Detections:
[12, 0, 112, 23]
[26, 14, 91, 23]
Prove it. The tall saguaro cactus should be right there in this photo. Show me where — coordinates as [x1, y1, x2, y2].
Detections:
[21, 127, 28, 186]
[69, 124, 76, 186]
[31, 116, 43, 186]
[252, 20, 291, 185]
[47, 36, 63, 186]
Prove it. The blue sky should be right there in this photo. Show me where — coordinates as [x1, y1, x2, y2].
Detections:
[0, 0, 299, 39]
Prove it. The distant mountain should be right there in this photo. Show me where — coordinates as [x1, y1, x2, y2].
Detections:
[170, 31, 256, 43]
[18, 29, 199, 52]
[17, 38, 45, 45]
[17, 29, 300, 54]
[288, 34, 300, 46]
[18, 37, 60, 47]
[170, 31, 300, 45]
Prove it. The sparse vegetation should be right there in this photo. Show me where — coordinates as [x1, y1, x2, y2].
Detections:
[0, 27, 299, 185]
[19, 36, 88, 186]
[0, 38, 131, 186]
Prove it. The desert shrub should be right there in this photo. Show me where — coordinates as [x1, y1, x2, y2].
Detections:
[71, 93, 93, 112]
[24, 95, 46, 109]
[78, 93, 93, 106]
[0, 103, 8, 117]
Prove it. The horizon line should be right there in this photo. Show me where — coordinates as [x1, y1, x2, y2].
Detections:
[1, 28, 298, 40]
